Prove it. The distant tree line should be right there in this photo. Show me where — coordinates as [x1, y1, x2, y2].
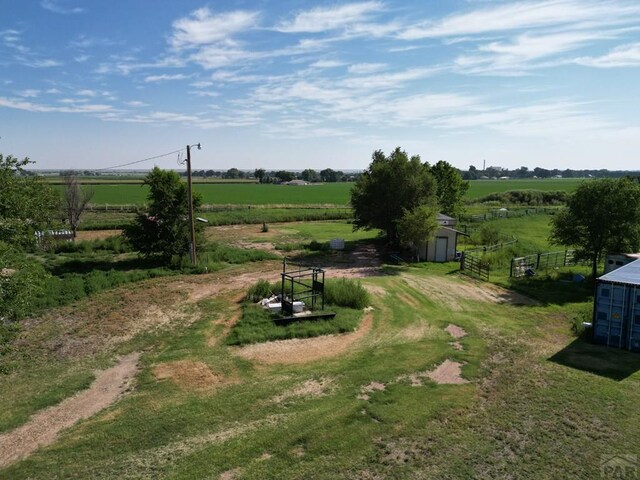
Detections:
[462, 165, 640, 180]
[182, 167, 360, 183]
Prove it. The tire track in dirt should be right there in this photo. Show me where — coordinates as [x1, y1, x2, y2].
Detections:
[0, 353, 139, 468]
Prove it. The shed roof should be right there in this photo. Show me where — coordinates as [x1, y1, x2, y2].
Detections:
[437, 213, 455, 221]
[598, 258, 640, 286]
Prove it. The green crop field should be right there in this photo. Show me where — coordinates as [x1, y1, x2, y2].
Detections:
[76, 183, 354, 206]
[65, 178, 585, 206]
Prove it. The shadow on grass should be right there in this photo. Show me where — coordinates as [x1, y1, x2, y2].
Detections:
[549, 338, 640, 381]
[507, 277, 593, 306]
[48, 256, 166, 275]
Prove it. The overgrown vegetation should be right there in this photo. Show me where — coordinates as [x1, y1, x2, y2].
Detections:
[228, 278, 370, 345]
[226, 305, 363, 345]
[475, 189, 568, 205]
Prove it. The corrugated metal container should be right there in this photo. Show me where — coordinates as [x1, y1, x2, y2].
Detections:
[593, 259, 640, 352]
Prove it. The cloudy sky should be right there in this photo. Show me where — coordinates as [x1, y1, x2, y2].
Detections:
[1, 0, 639, 171]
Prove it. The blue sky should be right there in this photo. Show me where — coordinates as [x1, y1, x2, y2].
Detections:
[1, 0, 639, 171]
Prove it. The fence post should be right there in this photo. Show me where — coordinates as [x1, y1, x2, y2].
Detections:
[510, 258, 514, 278]
[460, 252, 465, 270]
[536, 253, 541, 270]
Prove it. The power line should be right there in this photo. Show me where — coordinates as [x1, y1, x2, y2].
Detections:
[93, 148, 185, 172]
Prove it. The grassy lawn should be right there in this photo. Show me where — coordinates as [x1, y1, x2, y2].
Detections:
[2, 259, 639, 479]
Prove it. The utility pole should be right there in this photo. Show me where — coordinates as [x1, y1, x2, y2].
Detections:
[186, 143, 200, 264]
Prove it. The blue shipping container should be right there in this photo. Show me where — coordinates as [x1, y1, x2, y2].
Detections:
[594, 259, 640, 352]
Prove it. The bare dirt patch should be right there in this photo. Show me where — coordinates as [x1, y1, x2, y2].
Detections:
[176, 262, 280, 303]
[450, 341, 464, 351]
[322, 243, 383, 279]
[220, 467, 243, 479]
[357, 381, 386, 401]
[397, 359, 468, 386]
[402, 274, 538, 311]
[235, 312, 373, 364]
[0, 352, 139, 468]
[76, 230, 122, 241]
[426, 360, 469, 385]
[270, 377, 334, 404]
[445, 324, 467, 339]
[153, 360, 232, 392]
[365, 284, 387, 297]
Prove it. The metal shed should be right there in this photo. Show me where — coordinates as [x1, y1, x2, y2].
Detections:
[593, 258, 640, 352]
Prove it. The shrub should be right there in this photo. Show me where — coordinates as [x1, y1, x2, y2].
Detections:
[246, 280, 274, 303]
[324, 278, 370, 309]
[571, 303, 593, 337]
[476, 224, 500, 246]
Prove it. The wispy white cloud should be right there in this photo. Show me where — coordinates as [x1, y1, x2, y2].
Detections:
[454, 31, 606, 74]
[170, 7, 259, 49]
[398, 0, 640, 40]
[348, 62, 387, 74]
[144, 73, 189, 83]
[310, 60, 346, 69]
[40, 0, 84, 15]
[124, 100, 148, 107]
[77, 89, 98, 97]
[21, 58, 61, 68]
[275, 1, 384, 33]
[574, 42, 640, 67]
[74, 54, 90, 63]
[0, 96, 112, 113]
[190, 80, 213, 88]
[16, 89, 40, 98]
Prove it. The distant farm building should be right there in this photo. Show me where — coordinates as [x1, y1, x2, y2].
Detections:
[417, 214, 467, 262]
[593, 258, 640, 352]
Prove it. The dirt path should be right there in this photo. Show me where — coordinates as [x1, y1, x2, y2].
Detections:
[234, 312, 373, 364]
[0, 352, 140, 468]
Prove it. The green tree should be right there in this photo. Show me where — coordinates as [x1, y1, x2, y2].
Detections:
[0, 153, 59, 248]
[396, 203, 439, 259]
[0, 242, 47, 321]
[123, 167, 203, 260]
[550, 178, 640, 279]
[275, 170, 295, 182]
[351, 148, 437, 244]
[301, 169, 320, 182]
[254, 168, 266, 182]
[320, 168, 343, 182]
[429, 160, 469, 217]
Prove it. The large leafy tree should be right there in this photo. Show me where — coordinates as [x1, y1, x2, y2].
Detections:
[0, 154, 59, 248]
[124, 167, 203, 260]
[0, 154, 56, 322]
[550, 178, 640, 279]
[351, 148, 437, 244]
[428, 160, 469, 217]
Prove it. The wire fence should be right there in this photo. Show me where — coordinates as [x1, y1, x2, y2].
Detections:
[510, 249, 579, 277]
